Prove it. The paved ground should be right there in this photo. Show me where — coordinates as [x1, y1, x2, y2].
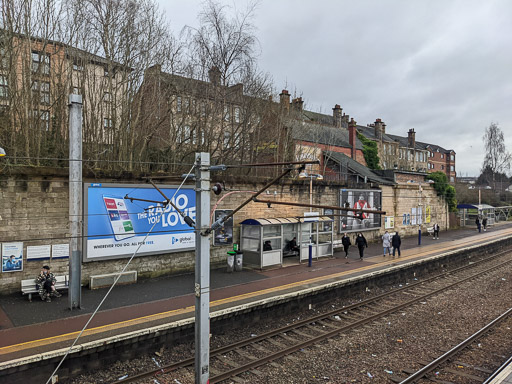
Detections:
[0, 224, 488, 329]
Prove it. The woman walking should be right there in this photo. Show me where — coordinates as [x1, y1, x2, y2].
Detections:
[382, 231, 391, 257]
[341, 233, 351, 258]
[355, 232, 368, 261]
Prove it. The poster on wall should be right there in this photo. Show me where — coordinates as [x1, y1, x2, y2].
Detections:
[213, 210, 233, 246]
[52, 244, 70, 259]
[411, 208, 417, 225]
[402, 213, 410, 225]
[339, 189, 382, 233]
[26, 245, 51, 260]
[84, 183, 196, 261]
[418, 207, 423, 225]
[384, 216, 395, 229]
[426, 206, 431, 224]
[2, 242, 23, 272]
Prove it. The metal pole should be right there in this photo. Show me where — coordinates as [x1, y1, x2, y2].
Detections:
[418, 183, 422, 245]
[68, 94, 82, 310]
[195, 152, 210, 384]
[309, 176, 312, 212]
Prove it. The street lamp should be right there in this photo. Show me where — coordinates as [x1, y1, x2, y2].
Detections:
[299, 171, 324, 211]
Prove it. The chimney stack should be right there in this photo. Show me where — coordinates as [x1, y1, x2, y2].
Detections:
[208, 66, 221, 85]
[382, 123, 386, 134]
[374, 118, 383, 140]
[333, 104, 343, 128]
[408, 128, 416, 148]
[349, 118, 357, 160]
[292, 97, 304, 112]
[280, 90, 290, 114]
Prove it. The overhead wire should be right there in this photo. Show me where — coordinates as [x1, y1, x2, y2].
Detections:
[44, 161, 197, 384]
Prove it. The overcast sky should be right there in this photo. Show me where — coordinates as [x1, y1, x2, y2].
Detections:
[158, 0, 512, 177]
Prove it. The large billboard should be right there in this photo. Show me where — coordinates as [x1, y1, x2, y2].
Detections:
[84, 183, 196, 261]
[339, 189, 382, 233]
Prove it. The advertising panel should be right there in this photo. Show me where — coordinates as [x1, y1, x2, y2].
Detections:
[84, 183, 196, 261]
[339, 189, 382, 233]
[2, 242, 23, 272]
[213, 210, 233, 246]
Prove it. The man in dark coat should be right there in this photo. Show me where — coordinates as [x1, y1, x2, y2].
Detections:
[392, 232, 401, 257]
[433, 223, 440, 239]
[355, 233, 367, 260]
[341, 233, 351, 258]
[476, 217, 481, 233]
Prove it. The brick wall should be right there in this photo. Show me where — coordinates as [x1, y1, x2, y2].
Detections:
[0, 174, 448, 294]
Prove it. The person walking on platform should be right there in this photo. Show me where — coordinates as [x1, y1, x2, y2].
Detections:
[433, 223, 440, 239]
[382, 231, 391, 257]
[392, 232, 401, 258]
[342, 233, 351, 259]
[482, 217, 488, 231]
[36, 265, 61, 302]
[476, 217, 481, 233]
[355, 233, 367, 261]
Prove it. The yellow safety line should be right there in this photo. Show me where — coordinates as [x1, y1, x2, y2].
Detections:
[2, 227, 511, 355]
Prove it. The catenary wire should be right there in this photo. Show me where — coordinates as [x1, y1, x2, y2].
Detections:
[44, 162, 197, 384]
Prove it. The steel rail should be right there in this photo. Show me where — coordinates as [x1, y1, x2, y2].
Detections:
[399, 307, 512, 384]
[116, 249, 512, 383]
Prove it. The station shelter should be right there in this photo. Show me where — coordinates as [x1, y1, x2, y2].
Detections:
[457, 204, 495, 227]
[240, 216, 334, 269]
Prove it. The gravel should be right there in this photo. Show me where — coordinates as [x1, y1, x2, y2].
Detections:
[69, 258, 512, 384]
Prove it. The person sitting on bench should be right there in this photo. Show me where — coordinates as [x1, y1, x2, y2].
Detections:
[263, 240, 272, 251]
[288, 237, 300, 254]
[36, 265, 62, 302]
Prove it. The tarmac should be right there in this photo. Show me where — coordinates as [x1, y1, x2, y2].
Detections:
[1, 222, 511, 378]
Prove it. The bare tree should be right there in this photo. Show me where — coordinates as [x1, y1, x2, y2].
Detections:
[482, 122, 511, 189]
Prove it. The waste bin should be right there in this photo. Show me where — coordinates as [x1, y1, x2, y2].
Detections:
[226, 251, 236, 273]
[235, 250, 243, 272]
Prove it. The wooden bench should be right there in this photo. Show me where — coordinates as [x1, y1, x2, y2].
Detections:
[21, 275, 69, 302]
[283, 250, 299, 258]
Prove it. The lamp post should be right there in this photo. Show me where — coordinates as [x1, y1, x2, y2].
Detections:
[299, 171, 324, 211]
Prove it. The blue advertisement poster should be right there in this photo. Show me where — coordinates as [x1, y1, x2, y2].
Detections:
[84, 183, 196, 261]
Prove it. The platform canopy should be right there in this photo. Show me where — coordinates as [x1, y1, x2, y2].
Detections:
[240, 217, 333, 226]
[456, 203, 494, 210]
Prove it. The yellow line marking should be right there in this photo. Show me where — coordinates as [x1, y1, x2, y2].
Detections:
[2, 227, 511, 355]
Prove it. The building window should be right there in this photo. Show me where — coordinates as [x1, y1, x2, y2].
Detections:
[32, 51, 50, 75]
[224, 105, 230, 122]
[440, 153, 444, 159]
[234, 107, 240, 123]
[0, 45, 8, 69]
[0, 75, 8, 98]
[176, 96, 182, 112]
[183, 125, 191, 142]
[183, 98, 189, 113]
[450, 165, 454, 172]
[200, 101, 206, 117]
[33, 110, 50, 131]
[73, 58, 84, 71]
[32, 81, 50, 104]
[450, 154, 455, 161]
[441, 165, 444, 170]
[223, 131, 231, 148]
[450, 176, 455, 182]
[103, 118, 112, 129]
[103, 92, 111, 102]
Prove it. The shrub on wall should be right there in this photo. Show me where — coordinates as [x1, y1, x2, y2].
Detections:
[426, 172, 457, 212]
[357, 132, 381, 170]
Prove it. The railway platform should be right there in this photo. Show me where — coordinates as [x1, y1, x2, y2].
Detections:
[1, 223, 512, 379]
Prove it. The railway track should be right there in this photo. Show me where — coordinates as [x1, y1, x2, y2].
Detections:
[396, 307, 512, 383]
[116, 249, 512, 384]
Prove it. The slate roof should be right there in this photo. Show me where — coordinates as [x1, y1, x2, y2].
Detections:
[356, 125, 395, 143]
[325, 151, 394, 186]
[285, 119, 363, 150]
[416, 141, 454, 153]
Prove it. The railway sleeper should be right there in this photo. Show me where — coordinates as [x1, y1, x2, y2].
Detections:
[444, 367, 487, 380]
[453, 360, 494, 374]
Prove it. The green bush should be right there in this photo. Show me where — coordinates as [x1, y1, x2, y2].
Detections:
[426, 172, 457, 212]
